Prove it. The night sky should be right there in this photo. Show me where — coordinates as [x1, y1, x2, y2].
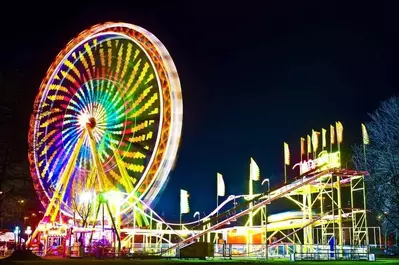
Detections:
[0, 2, 398, 221]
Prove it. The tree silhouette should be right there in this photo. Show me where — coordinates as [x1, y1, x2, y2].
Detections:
[353, 95, 399, 234]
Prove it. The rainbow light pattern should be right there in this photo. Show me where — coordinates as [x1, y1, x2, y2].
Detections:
[28, 23, 183, 214]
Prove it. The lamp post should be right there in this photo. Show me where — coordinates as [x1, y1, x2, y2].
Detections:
[14, 226, 21, 249]
[261, 178, 270, 259]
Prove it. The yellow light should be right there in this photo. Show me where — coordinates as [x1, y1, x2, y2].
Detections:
[284, 142, 290, 165]
[322, 128, 326, 148]
[307, 135, 311, 154]
[318, 151, 341, 170]
[293, 150, 341, 174]
[336, 121, 343, 144]
[312, 130, 320, 152]
[330, 125, 335, 144]
[361, 123, 369, 145]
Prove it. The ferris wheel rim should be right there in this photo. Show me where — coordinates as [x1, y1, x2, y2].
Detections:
[28, 22, 183, 214]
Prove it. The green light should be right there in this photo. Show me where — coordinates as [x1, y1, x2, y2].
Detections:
[98, 192, 108, 203]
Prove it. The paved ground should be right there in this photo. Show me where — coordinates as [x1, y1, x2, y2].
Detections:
[3, 258, 399, 265]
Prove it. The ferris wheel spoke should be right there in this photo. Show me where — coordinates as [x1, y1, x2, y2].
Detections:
[30, 23, 182, 226]
[127, 111, 160, 126]
[43, 132, 86, 222]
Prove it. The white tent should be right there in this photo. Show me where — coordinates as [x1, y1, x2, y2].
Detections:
[0, 232, 25, 242]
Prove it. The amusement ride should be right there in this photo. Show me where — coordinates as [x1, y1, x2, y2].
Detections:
[26, 22, 379, 260]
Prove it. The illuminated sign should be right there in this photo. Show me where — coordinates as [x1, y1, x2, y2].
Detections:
[47, 227, 67, 236]
[293, 151, 341, 175]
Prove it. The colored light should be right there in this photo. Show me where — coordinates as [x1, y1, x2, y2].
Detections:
[79, 191, 96, 203]
[102, 190, 124, 205]
[293, 151, 341, 174]
[28, 22, 183, 220]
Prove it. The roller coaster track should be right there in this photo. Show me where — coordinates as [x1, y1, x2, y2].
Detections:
[162, 168, 367, 255]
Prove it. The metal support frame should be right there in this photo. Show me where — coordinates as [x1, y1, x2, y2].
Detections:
[350, 175, 369, 247]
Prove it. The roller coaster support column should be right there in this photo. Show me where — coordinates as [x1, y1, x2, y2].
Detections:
[350, 176, 369, 247]
[350, 174, 369, 248]
[303, 184, 314, 252]
[336, 175, 343, 256]
[148, 210, 153, 252]
[247, 173, 255, 255]
[132, 206, 136, 251]
[203, 218, 210, 242]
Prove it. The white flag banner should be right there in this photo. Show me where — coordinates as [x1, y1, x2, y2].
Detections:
[180, 189, 189, 214]
[217, 173, 225, 197]
[250, 157, 260, 181]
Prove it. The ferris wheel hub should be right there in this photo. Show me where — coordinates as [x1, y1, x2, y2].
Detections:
[87, 117, 96, 128]
[78, 113, 96, 129]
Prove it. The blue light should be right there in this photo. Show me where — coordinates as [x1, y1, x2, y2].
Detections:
[14, 226, 20, 234]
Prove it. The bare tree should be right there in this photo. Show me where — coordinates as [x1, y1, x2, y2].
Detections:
[353, 95, 399, 233]
[71, 194, 94, 228]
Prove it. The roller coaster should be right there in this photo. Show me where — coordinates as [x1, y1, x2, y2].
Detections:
[31, 162, 379, 260]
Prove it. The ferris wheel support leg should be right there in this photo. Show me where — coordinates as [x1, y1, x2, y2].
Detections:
[26, 227, 41, 247]
[105, 201, 121, 254]
[89, 200, 102, 245]
[86, 125, 109, 190]
[112, 140, 135, 192]
[112, 144, 150, 228]
[28, 134, 86, 247]
[46, 133, 86, 223]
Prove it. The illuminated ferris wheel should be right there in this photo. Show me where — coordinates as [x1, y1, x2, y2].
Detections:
[28, 22, 183, 223]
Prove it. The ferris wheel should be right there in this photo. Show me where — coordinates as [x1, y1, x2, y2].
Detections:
[28, 22, 183, 223]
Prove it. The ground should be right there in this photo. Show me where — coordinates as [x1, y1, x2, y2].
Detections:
[4, 258, 399, 265]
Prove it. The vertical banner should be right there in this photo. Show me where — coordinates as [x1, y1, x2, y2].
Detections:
[217, 173, 225, 197]
[180, 189, 189, 214]
[284, 142, 290, 183]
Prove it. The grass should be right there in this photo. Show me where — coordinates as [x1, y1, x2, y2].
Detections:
[5, 258, 399, 265]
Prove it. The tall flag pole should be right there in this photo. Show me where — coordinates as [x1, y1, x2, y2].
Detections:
[249, 158, 260, 228]
[284, 142, 290, 183]
[300, 137, 305, 162]
[361, 123, 369, 167]
[330, 124, 335, 154]
[216, 173, 225, 220]
[307, 134, 311, 160]
[248, 157, 260, 249]
[322, 128, 327, 150]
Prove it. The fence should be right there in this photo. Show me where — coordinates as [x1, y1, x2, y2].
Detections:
[213, 243, 370, 260]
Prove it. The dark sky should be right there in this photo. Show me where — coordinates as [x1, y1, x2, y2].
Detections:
[0, 2, 398, 221]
